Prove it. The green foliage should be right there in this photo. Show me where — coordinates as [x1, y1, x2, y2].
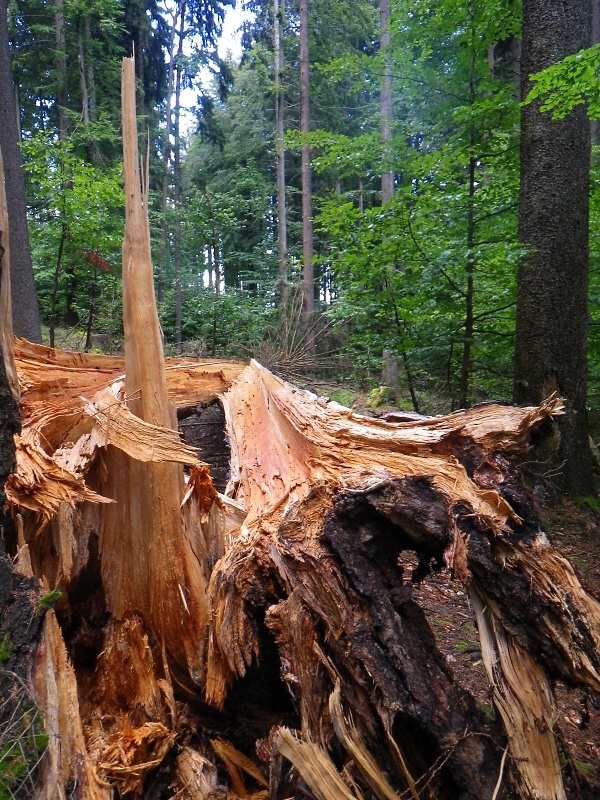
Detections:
[453, 639, 472, 653]
[21, 134, 123, 338]
[574, 495, 600, 517]
[0, 695, 48, 800]
[311, 0, 521, 407]
[475, 700, 496, 721]
[524, 44, 600, 119]
[176, 288, 276, 358]
[0, 635, 13, 663]
[38, 589, 62, 613]
[328, 389, 355, 407]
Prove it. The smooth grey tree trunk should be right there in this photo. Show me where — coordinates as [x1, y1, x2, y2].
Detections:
[515, 0, 594, 495]
[0, 0, 41, 342]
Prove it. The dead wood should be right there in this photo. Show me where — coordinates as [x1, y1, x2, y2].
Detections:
[6, 346, 600, 800]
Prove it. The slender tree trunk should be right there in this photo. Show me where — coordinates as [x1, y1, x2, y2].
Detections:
[213, 242, 220, 297]
[173, 5, 185, 351]
[379, 0, 405, 404]
[78, 23, 89, 128]
[55, 0, 68, 143]
[206, 244, 213, 289]
[0, 0, 41, 342]
[135, 16, 145, 120]
[0, 146, 21, 439]
[274, 0, 288, 313]
[380, 0, 393, 204]
[299, 0, 313, 329]
[514, 0, 594, 495]
[78, 17, 100, 164]
[459, 19, 477, 410]
[84, 269, 96, 352]
[49, 220, 67, 348]
[157, 2, 183, 303]
[202, 189, 220, 297]
[459, 150, 475, 409]
[86, 17, 97, 125]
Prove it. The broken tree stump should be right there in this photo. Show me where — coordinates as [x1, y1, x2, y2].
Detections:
[5, 343, 600, 799]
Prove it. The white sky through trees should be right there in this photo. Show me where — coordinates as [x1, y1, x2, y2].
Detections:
[179, 3, 248, 134]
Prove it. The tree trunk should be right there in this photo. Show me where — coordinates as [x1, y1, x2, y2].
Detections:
[514, 0, 594, 496]
[78, 16, 101, 164]
[0, 145, 20, 504]
[173, 5, 185, 351]
[78, 23, 89, 128]
[1, 139, 48, 800]
[459, 18, 477, 410]
[299, 0, 314, 332]
[54, 0, 68, 144]
[0, 0, 41, 342]
[86, 16, 98, 126]
[157, 1, 184, 304]
[9, 331, 600, 799]
[380, 0, 393, 204]
[274, 0, 288, 314]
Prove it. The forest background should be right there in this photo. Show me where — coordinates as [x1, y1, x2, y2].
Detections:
[2, 0, 600, 491]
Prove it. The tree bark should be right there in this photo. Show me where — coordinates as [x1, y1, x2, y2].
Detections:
[299, 0, 314, 331]
[173, 4, 185, 350]
[380, 0, 393, 204]
[592, 0, 600, 147]
[1, 138, 47, 800]
[0, 144, 20, 513]
[514, 0, 594, 495]
[0, 0, 41, 342]
[157, 0, 185, 304]
[54, 0, 68, 144]
[274, 0, 288, 313]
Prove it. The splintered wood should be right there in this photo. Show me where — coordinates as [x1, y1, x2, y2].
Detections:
[5, 56, 600, 800]
[10, 340, 600, 799]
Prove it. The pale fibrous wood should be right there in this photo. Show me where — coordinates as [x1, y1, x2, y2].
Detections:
[4, 54, 600, 800]
[9, 340, 600, 799]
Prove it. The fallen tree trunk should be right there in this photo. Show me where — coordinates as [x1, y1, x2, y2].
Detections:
[2, 58, 600, 800]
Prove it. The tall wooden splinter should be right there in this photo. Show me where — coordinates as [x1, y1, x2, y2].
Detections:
[50, 58, 223, 791]
[97, 57, 212, 679]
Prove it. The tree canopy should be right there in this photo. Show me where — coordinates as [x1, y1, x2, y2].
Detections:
[1, 0, 599, 492]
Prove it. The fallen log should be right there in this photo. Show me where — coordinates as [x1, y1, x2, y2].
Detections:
[2, 58, 600, 800]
